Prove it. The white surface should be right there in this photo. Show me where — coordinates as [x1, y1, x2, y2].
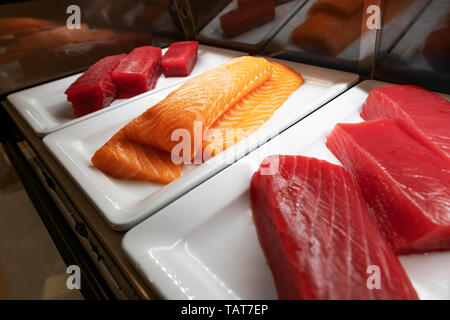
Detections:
[123, 80, 450, 300]
[7, 45, 245, 137]
[197, 0, 306, 49]
[43, 59, 358, 231]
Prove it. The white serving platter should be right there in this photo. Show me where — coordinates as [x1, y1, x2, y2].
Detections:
[197, 0, 306, 51]
[43, 59, 358, 231]
[7, 45, 245, 137]
[122, 80, 450, 300]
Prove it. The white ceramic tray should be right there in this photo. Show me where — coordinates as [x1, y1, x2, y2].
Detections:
[122, 80, 450, 300]
[43, 59, 358, 231]
[7, 45, 245, 137]
[197, 0, 306, 51]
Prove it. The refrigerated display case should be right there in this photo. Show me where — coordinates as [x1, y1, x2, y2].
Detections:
[1, 0, 449, 300]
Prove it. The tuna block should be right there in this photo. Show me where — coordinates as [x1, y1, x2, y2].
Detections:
[112, 46, 162, 99]
[250, 155, 418, 300]
[65, 54, 126, 117]
[326, 118, 450, 254]
[220, 0, 275, 38]
[361, 85, 450, 164]
[161, 41, 198, 77]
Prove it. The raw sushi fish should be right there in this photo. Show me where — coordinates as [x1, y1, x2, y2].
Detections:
[123, 56, 272, 161]
[0, 17, 53, 36]
[0, 17, 55, 46]
[291, 0, 411, 56]
[112, 46, 162, 99]
[91, 131, 182, 184]
[220, 0, 275, 38]
[1, 24, 96, 63]
[308, 0, 363, 18]
[161, 41, 198, 77]
[65, 54, 126, 117]
[203, 62, 303, 157]
[361, 85, 450, 164]
[250, 155, 418, 300]
[326, 118, 450, 254]
[290, 11, 363, 56]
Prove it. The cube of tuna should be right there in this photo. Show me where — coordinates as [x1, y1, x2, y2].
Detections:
[112, 46, 162, 99]
[65, 54, 126, 117]
[161, 41, 199, 77]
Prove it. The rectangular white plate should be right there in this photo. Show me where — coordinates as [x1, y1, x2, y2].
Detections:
[7, 45, 245, 137]
[43, 59, 358, 231]
[122, 80, 450, 300]
[197, 0, 306, 51]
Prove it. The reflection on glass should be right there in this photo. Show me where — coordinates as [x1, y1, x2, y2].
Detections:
[377, 0, 450, 93]
[0, 0, 183, 95]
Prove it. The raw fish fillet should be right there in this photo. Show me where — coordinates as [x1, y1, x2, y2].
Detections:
[2, 24, 96, 63]
[220, 1, 275, 38]
[326, 118, 450, 254]
[203, 62, 303, 157]
[91, 131, 182, 184]
[308, 0, 363, 18]
[0, 18, 56, 47]
[112, 46, 162, 99]
[161, 41, 198, 77]
[361, 86, 450, 164]
[291, 0, 410, 56]
[290, 11, 363, 56]
[65, 54, 126, 117]
[123, 56, 272, 161]
[251, 155, 418, 300]
[0, 17, 53, 36]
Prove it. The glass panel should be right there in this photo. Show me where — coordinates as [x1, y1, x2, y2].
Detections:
[0, 0, 185, 95]
[376, 0, 450, 93]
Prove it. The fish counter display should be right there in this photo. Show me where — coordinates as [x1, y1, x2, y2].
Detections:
[7, 44, 245, 136]
[122, 81, 450, 300]
[42, 55, 358, 230]
[4, 37, 448, 300]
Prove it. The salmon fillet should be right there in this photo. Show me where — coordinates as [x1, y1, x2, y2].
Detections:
[308, 0, 363, 18]
[291, 0, 411, 57]
[0, 17, 53, 36]
[203, 62, 303, 157]
[291, 11, 363, 56]
[91, 131, 183, 184]
[1, 24, 99, 63]
[123, 56, 272, 161]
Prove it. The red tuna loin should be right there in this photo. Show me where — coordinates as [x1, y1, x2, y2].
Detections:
[361, 85, 450, 164]
[112, 46, 162, 99]
[326, 118, 450, 254]
[161, 41, 198, 77]
[220, 0, 275, 38]
[250, 155, 418, 300]
[65, 54, 126, 117]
